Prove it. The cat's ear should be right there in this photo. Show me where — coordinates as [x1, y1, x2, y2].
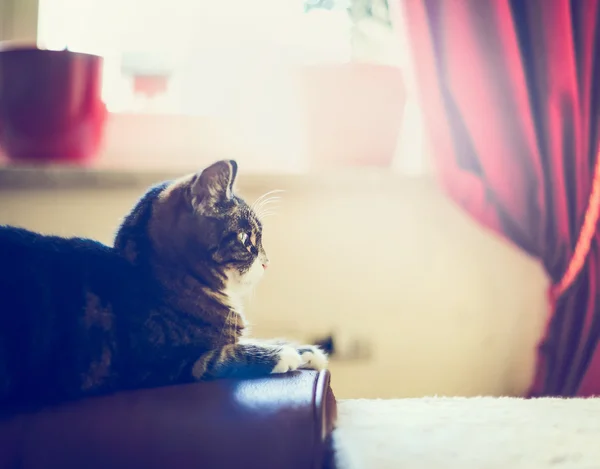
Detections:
[190, 160, 238, 208]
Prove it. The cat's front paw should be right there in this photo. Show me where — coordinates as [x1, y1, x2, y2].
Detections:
[271, 346, 303, 374]
[298, 345, 328, 371]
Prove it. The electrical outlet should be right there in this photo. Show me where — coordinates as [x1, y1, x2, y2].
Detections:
[312, 331, 373, 361]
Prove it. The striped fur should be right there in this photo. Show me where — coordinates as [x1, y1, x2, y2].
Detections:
[0, 160, 326, 414]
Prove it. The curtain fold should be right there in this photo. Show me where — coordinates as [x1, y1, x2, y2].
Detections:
[402, 0, 600, 395]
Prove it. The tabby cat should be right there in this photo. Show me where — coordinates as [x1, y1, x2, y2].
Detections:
[0, 160, 327, 413]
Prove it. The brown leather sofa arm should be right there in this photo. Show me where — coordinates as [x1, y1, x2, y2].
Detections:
[0, 370, 337, 469]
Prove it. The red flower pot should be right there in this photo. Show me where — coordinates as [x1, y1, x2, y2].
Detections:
[0, 46, 107, 164]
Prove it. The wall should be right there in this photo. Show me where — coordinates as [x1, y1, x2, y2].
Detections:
[0, 0, 38, 42]
[0, 174, 549, 398]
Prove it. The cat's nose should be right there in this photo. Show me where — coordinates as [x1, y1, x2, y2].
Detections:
[262, 260, 269, 270]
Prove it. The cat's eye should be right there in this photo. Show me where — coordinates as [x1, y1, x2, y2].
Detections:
[238, 232, 249, 245]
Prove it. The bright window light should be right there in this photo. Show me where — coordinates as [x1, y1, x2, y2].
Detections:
[37, 0, 356, 115]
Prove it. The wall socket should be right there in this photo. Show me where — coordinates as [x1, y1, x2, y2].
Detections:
[312, 331, 373, 361]
[254, 321, 373, 362]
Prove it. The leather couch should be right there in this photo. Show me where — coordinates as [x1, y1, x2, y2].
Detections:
[0, 370, 337, 469]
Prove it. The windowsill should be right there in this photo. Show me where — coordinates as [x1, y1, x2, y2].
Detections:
[0, 97, 431, 192]
[0, 164, 434, 193]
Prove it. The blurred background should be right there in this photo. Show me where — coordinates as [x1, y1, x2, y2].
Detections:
[0, 0, 549, 398]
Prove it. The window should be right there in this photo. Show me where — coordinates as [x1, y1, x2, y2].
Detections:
[6, 0, 429, 173]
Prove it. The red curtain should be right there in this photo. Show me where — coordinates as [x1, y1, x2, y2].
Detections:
[402, 0, 600, 396]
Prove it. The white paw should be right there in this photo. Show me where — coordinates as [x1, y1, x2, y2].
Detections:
[271, 346, 303, 374]
[299, 346, 329, 371]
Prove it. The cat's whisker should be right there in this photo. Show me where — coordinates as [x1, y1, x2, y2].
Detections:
[251, 190, 285, 210]
[255, 197, 282, 213]
[256, 192, 283, 202]
[257, 207, 280, 219]
[256, 196, 281, 208]
[252, 194, 272, 210]
[257, 205, 280, 219]
[256, 198, 282, 218]
[254, 189, 284, 204]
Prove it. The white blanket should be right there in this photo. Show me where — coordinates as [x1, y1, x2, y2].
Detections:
[332, 397, 600, 469]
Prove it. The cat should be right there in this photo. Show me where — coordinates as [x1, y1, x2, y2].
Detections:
[0, 159, 327, 413]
